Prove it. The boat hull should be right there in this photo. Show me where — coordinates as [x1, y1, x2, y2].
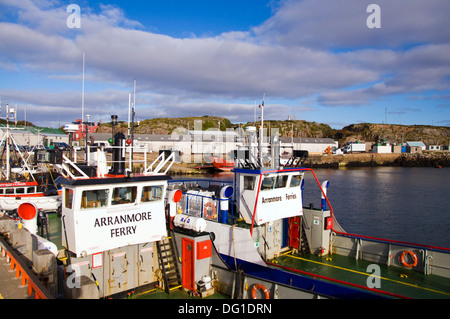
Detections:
[0, 195, 61, 213]
[211, 157, 235, 172]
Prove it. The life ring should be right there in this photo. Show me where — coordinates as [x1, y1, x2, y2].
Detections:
[399, 250, 418, 268]
[251, 284, 270, 299]
[203, 202, 217, 220]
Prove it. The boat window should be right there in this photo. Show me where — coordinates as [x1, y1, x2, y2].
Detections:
[112, 186, 137, 205]
[6, 189, 14, 195]
[16, 188, 25, 194]
[290, 175, 302, 187]
[26, 187, 36, 194]
[275, 175, 288, 188]
[65, 189, 74, 209]
[261, 176, 276, 191]
[141, 185, 164, 202]
[0, 189, 3, 194]
[243, 176, 255, 190]
[81, 189, 109, 209]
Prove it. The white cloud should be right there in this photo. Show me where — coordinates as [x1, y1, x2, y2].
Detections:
[254, 0, 450, 50]
[0, 0, 449, 128]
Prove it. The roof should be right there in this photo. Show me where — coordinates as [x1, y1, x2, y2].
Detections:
[279, 137, 336, 144]
[0, 124, 66, 136]
[406, 141, 426, 147]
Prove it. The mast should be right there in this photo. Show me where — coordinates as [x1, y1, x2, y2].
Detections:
[259, 92, 265, 166]
[81, 52, 85, 124]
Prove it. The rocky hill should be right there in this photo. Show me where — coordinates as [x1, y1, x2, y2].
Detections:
[96, 116, 233, 135]
[96, 116, 335, 138]
[95, 117, 450, 146]
[337, 123, 450, 146]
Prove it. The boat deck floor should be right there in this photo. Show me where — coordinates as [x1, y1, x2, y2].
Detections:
[269, 252, 450, 299]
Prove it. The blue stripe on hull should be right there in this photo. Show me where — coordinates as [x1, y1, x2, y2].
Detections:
[219, 254, 389, 299]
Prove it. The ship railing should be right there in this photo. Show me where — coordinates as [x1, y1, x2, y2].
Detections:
[60, 143, 169, 177]
[145, 150, 175, 175]
[84, 143, 151, 174]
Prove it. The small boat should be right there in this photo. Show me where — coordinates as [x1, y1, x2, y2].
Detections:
[0, 179, 61, 213]
[211, 156, 235, 172]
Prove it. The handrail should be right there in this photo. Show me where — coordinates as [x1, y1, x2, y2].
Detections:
[0, 236, 54, 299]
[333, 230, 450, 253]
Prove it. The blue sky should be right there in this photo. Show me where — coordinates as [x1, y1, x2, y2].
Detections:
[0, 0, 450, 129]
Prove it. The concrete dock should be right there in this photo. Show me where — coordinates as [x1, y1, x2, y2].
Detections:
[0, 253, 32, 299]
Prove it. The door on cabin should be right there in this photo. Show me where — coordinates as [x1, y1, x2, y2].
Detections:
[182, 238, 195, 291]
[289, 216, 301, 250]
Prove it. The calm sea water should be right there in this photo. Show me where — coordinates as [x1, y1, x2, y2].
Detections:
[179, 167, 450, 248]
[302, 167, 450, 248]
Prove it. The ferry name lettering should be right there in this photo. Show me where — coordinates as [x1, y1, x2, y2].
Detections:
[93, 211, 152, 238]
[261, 193, 297, 204]
[261, 196, 282, 204]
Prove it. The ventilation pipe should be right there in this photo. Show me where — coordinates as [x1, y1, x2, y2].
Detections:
[219, 185, 233, 224]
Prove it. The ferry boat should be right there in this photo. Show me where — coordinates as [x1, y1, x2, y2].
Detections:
[0, 118, 449, 300]
[166, 129, 450, 299]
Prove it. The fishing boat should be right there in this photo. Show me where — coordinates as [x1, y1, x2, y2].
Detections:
[0, 105, 61, 214]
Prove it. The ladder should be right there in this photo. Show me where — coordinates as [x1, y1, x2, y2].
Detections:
[156, 232, 182, 294]
[299, 216, 310, 255]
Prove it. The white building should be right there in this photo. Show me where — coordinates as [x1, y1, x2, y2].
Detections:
[0, 125, 68, 148]
[90, 132, 339, 163]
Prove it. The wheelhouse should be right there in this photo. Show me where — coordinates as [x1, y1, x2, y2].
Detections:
[234, 168, 304, 226]
[57, 175, 171, 257]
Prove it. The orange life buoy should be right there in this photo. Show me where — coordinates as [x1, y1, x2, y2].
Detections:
[399, 250, 418, 268]
[251, 284, 270, 299]
[203, 202, 217, 220]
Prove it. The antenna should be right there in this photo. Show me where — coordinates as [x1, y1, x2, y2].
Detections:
[259, 92, 265, 166]
[82, 52, 85, 122]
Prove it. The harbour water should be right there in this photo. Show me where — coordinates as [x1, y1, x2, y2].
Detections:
[304, 167, 450, 249]
[182, 167, 450, 249]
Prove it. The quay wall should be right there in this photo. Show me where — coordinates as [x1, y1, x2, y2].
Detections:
[164, 152, 450, 174]
[303, 152, 450, 168]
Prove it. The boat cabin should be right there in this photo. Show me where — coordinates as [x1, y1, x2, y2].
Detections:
[0, 181, 39, 196]
[57, 174, 171, 257]
[234, 168, 304, 225]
